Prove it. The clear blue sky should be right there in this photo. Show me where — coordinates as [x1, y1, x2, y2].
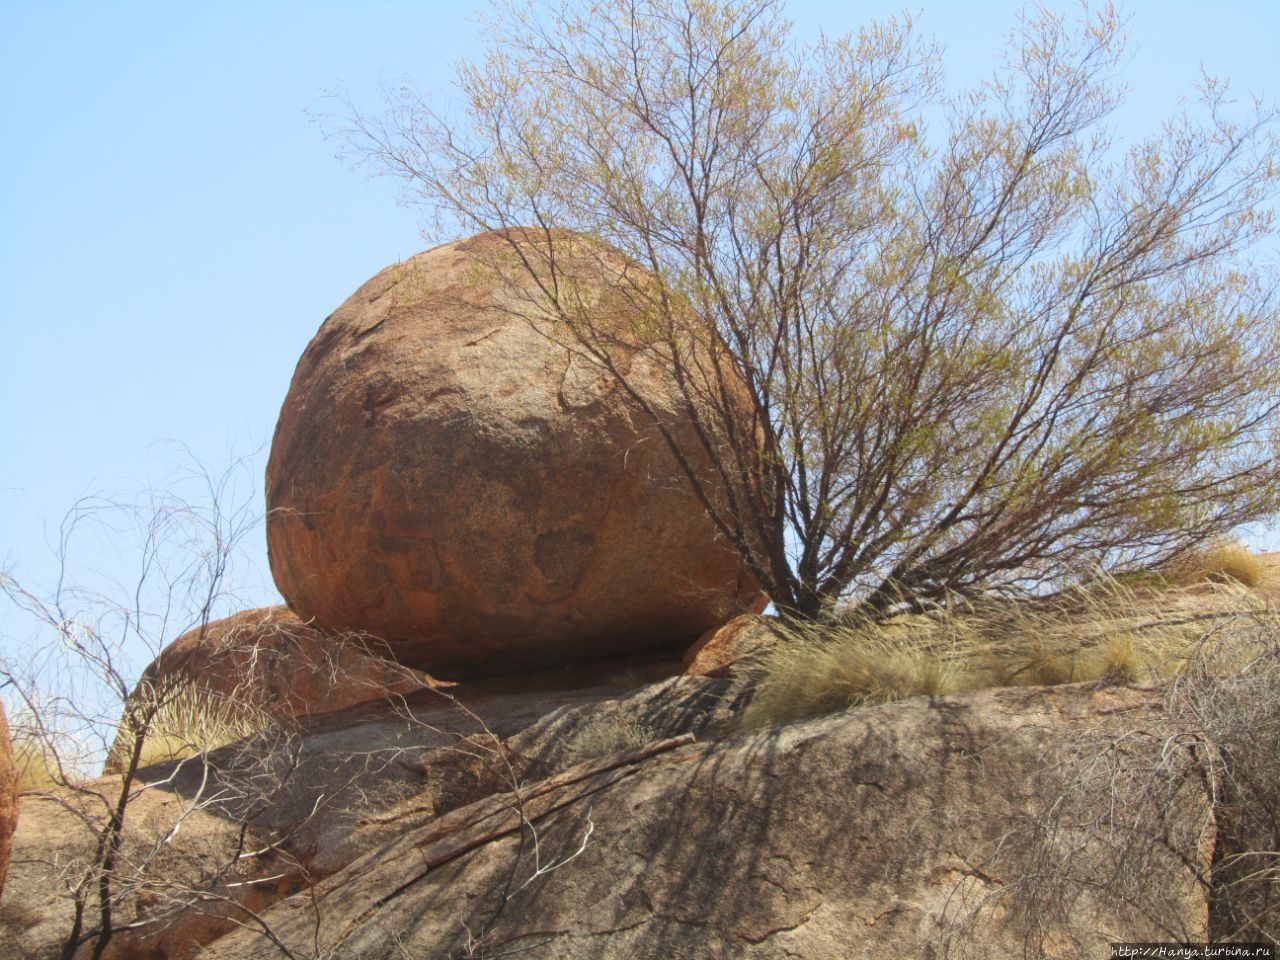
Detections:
[3, 1, 1278, 642]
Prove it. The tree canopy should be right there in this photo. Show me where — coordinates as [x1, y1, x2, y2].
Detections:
[331, 0, 1280, 617]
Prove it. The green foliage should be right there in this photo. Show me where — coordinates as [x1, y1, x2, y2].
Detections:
[333, 0, 1280, 616]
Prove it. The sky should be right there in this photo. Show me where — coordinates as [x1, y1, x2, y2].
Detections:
[2, 0, 1279, 659]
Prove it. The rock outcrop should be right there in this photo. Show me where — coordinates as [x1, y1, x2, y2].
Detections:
[266, 229, 765, 678]
[1, 656, 736, 959]
[2, 771, 279, 958]
[102, 606, 432, 774]
[0, 701, 16, 900]
[0, 661, 1238, 960]
[196, 683, 1216, 959]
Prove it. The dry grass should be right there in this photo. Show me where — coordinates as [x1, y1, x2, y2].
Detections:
[8, 686, 273, 789]
[12, 737, 82, 791]
[740, 620, 968, 730]
[1162, 540, 1270, 589]
[5, 709, 92, 790]
[562, 717, 656, 765]
[131, 685, 274, 769]
[740, 575, 1278, 731]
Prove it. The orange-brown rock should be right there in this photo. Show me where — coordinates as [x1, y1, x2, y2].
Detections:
[105, 606, 429, 773]
[683, 614, 775, 678]
[266, 229, 764, 678]
[0, 700, 16, 899]
[3, 773, 290, 959]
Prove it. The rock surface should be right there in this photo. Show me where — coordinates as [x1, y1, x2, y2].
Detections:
[1, 653, 731, 959]
[0, 673, 1227, 960]
[0, 702, 15, 900]
[682, 613, 775, 678]
[1, 772, 282, 959]
[266, 229, 764, 678]
[196, 683, 1216, 960]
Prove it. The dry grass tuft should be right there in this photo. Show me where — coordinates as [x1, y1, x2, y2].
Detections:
[562, 717, 656, 765]
[12, 737, 81, 791]
[7, 685, 273, 789]
[1163, 540, 1269, 589]
[740, 618, 968, 730]
[5, 710, 91, 791]
[740, 576, 1279, 731]
[131, 685, 274, 769]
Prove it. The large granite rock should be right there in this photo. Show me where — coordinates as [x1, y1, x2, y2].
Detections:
[195, 683, 1217, 959]
[1, 771, 275, 959]
[0, 655, 732, 959]
[682, 613, 775, 678]
[266, 228, 764, 678]
[0, 672, 1232, 959]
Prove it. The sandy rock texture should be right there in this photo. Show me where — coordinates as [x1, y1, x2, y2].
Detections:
[682, 614, 775, 678]
[0, 652, 734, 959]
[198, 683, 1216, 960]
[1, 772, 285, 960]
[266, 228, 764, 679]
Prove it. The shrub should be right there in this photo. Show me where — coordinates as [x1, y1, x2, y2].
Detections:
[335, 0, 1280, 618]
[1167, 617, 1280, 941]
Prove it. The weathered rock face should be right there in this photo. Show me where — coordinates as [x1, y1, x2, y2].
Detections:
[266, 229, 764, 678]
[103, 606, 431, 774]
[10, 577, 1271, 958]
[1, 773, 281, 960]
[2, 669, 1230, 960]
[0, 701, 16, 900]
[196, 683, 1217, 960]
[1, 656, 739, 959]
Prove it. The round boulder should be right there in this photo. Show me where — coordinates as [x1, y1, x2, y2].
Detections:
[266, 229, 764, 678]
[104, 606, 432, 774]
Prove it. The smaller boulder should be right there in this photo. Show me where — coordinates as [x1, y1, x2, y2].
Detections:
[683, 615, 775, 678]
[105, 607, 430, 774]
